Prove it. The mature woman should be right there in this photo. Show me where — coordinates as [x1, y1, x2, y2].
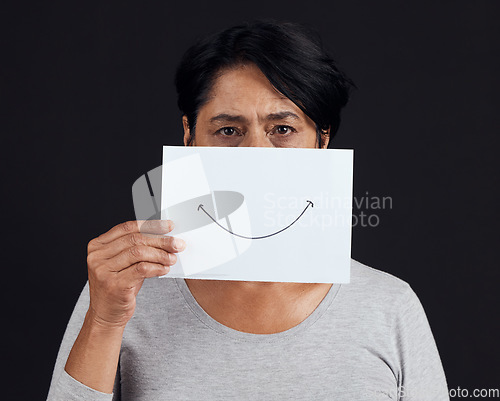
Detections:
[47, 21, 449, 400]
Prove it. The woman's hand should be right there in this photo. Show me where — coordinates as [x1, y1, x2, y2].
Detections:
[64, 220, 185, 393]
[86, 219, 186, 329]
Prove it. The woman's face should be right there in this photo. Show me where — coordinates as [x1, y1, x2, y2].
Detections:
[183, 63, 330, 149]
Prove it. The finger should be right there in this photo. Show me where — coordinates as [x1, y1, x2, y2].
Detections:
[139, 220, 176, 235]
[100, 232, 186, 260]
[89, 220, 174, 251]
[117, 261, 170, 285]
[108, 245, 177, 272]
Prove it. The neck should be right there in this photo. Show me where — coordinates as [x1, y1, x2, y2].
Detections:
[185, 279, 332, 334]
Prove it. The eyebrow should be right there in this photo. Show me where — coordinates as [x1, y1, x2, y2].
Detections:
[209, 113, 247, 124]
[209, 111, 301, 124]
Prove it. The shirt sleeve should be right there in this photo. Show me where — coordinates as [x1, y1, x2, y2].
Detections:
[392, 285, 449, 401]
[46, 281, 120, 401]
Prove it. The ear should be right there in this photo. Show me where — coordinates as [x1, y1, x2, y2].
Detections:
[321, 127, 331, 149]
[182, 115, 193, 146]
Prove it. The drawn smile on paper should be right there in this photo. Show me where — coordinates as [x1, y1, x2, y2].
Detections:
[197, 199, 314, 239]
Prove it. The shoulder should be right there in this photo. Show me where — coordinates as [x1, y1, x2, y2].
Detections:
[326, 259, 428, 347]
[339, 258, 418, 314]
[350, 258, 413, 293]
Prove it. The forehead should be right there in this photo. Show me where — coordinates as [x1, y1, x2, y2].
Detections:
[199, 63, 306, 119]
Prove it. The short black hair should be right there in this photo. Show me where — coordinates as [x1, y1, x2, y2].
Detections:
[174, 20, 356, 148]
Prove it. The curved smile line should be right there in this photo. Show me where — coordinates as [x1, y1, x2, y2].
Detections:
[197, 200, 314, 239]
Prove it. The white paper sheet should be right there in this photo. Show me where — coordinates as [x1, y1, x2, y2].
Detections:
[134, 146, 353, 283]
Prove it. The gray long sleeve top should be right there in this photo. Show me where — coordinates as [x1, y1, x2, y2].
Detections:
[47, 259, 449, 400]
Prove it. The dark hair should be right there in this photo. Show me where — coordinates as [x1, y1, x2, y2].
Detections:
[174, 20, 356, 148]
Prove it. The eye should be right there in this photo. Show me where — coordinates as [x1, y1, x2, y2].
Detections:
[216, 127, 239, 136]
[273, 125, 296, 135]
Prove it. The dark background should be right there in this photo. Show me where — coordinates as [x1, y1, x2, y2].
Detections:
[2, 0, 499, 399]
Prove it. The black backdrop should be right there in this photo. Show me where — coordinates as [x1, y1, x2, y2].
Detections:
[2, 0, 499, 399]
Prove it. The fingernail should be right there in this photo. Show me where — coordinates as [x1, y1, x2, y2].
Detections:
[173, 238, 186, 250]
[160, 220, 172, 230]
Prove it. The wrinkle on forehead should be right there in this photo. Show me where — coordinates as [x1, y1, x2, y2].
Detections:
[208, 63, 289, 101]
[202, 63, 309, 124]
